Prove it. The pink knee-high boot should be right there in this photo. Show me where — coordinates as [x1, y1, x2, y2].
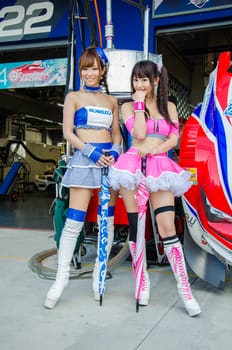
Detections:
[128, 241, 150, 306]
[164, 235, 201, 317]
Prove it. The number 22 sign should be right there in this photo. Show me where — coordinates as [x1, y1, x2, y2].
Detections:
[0, 1, 55, 38]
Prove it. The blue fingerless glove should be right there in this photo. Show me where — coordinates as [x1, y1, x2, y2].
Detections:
[108, 144, 122, 162]
[82, 143, 102, 164]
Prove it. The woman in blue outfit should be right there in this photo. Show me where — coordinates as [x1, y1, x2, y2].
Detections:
[45, 47, 122, 309]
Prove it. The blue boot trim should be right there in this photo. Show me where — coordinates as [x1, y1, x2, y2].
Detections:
[67, 208, 87, 222]
[98, 205, 115, 216]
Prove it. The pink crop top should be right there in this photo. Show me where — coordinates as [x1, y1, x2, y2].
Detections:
[124, 115, 179, 140]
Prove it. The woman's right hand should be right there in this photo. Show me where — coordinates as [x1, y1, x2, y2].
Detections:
[132, 91, 146, 102]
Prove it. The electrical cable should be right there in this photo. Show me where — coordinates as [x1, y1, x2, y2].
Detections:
[83, 0, 98, 46]
[65, 0, 76, 96]
[75, 0, 86, 50]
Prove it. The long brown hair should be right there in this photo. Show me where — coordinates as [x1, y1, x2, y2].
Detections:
[78, 47, 109, 94]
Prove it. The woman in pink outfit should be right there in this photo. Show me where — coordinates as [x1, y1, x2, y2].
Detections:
[109, 60, 201, 317]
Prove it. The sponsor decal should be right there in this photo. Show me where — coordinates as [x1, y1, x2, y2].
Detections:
[0, 58, 67, 89]
[89, 108, 111, 115]
[153, 0, 232, 18]
[186, 167, 198, 185]
[224, 103, 232, 119]
[188, 0, 209, 9]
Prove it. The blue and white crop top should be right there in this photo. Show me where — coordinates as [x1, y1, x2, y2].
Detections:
[124, 115, 179, 140]
[74, 106, 113, 130]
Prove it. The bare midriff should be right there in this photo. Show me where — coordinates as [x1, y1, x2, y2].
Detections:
[132, 137, 164, 149]
[75, 128, 112, 143]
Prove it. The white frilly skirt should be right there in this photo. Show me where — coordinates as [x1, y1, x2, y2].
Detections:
[108, 147, 192, 197]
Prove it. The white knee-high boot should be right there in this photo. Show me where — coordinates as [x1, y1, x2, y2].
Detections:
[128, 241, 150, 306]
[44, 217, 84, 309]
[164, 235, 201, 317]
[92, 214, 115, 300]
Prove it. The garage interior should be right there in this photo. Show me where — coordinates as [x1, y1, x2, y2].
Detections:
[0, 22, 232, 206]
[1, 23, 231, 136]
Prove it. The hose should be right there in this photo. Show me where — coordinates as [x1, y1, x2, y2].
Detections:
[28, 236, 129, 280]
[93, 0, 103, 48]
[5, 140, 57, 165]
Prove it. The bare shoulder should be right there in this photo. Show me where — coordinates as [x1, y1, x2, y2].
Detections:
[65, 91, 86, 111]
[121, 101, 133, 115]
[65, 90, 80, 102]
[168, 101, 178, 121]
[107, 94, 117, 105]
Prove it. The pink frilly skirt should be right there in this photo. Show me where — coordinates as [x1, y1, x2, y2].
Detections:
[108, 147, 192, 197]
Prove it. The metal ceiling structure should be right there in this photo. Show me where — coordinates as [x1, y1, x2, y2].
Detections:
[0, 1, 232, 129]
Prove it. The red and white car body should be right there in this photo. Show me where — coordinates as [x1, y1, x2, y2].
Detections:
[179, 51, 232, 288]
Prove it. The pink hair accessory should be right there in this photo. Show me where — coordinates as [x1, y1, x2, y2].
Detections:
[134, 100, 145, 112]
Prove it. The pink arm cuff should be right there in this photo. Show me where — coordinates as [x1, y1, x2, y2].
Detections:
[134, 100, 145, 112]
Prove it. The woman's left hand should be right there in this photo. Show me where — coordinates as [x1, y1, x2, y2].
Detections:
[97, 154, 115, 167]
[96, 154, 110, 167]
[107, 155, 116, 165]
[137, 145, 149, 157]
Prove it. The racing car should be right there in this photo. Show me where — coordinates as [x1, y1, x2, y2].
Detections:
[179, 51, 232, 288]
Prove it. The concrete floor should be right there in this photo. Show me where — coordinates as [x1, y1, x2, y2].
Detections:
[1, 191, 232, 349]
[0, 190, 54, 230]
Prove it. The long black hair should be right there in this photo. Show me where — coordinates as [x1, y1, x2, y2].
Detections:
[130, 60, 172, 123]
